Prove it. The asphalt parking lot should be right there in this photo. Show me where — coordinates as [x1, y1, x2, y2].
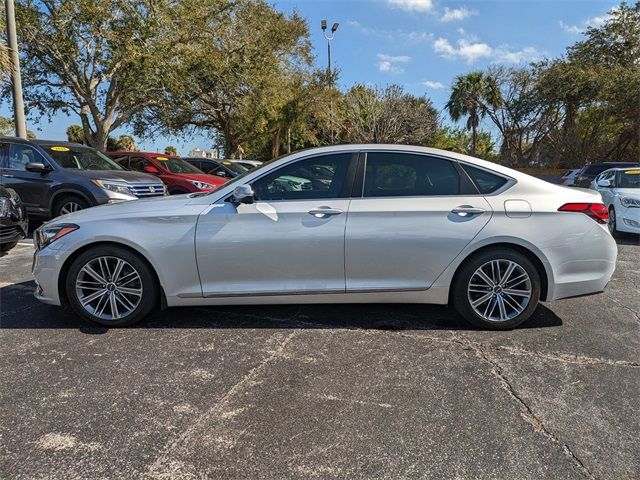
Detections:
[1, 234, 639, 479]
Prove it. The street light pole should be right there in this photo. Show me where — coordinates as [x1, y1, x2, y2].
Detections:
[321, 20, 338, 145]
[4, 0, 26, 138]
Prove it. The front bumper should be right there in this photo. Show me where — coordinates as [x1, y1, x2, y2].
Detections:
[32, 245, 69, 306]
[616, 206, 640, 234]
[0, 217, 28, 245]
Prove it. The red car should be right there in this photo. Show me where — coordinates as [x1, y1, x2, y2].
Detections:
[107, 151, 227, 194]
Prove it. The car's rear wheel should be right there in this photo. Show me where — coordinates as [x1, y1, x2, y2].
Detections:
[65, 245, 158, 326]
[54, 194, 89, 217]
[608, 206, 617, 235]
[452, 248, 541, 330]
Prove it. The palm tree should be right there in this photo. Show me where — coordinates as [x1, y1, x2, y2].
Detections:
[446, 71, 502, 155]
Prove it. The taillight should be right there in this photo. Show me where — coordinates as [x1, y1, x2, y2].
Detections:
[558, 203, 609, 224]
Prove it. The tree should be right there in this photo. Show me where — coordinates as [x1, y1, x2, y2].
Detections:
[164, 145, 177, 156]
[433, 126, 497, 160]
[339, 84, 439, 145]
[14, 0, 169, 151]
[66, 124, 85, 143]
[138, 0, 313, 159]
[446, 71, 502, 155]
[114, 134, 136, 151]
[0, 116, 36, 139]
[0, 3, 12, 76]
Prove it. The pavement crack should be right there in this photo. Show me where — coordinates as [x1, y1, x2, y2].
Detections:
[472, 345, 598, 480]
[144, 329, 298, 478]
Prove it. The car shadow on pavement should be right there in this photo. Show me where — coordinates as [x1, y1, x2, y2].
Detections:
[614, 232, 640, 246]
[1, 280, 563, 333]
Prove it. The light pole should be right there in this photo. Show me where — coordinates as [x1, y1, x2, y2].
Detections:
[321, 20, 338, 144]
[4, 0, 27, 138]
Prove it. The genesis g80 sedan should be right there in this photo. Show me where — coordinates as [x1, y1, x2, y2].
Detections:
[32, 145, 617, 329]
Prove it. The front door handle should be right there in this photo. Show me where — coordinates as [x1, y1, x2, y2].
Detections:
[308, 206, 344, 218]
[451, 205, 486, 217]
[2, 174, 14, 178]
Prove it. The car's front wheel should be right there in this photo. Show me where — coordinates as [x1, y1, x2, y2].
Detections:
[452, 248, 541, 330]
[65, 245, 159, 326]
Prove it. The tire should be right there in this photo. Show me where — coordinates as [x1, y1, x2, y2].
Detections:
[53, 194, 89, 217]
[608, 206, 617, 235]
[65, 245, 159, 326]
[0, 241, 19, 253]
[452, 248, 541, 330]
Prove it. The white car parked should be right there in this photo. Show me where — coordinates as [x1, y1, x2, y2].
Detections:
[32, 145, 617, 329]
[591, 167, 640, 235]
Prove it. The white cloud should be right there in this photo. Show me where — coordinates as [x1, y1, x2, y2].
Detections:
[433, 37, 492, 63]
[559, 9, 615, 35]
[422, 81, 444, 89]
[433, 33, 542, 65]
[440, 7, 477, 22]
[387, 0, 434, 13]
[493, 46, 542, 64]
[377, 53, 410, 74]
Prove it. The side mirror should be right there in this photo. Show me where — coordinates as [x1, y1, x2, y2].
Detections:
[597, 179, 611, 188]
[144, 165, 160, 174]
[25, 162, 50, 173]
[233, 184, 254, 204]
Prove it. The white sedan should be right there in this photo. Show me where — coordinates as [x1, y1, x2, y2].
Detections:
[32, 145, 617, 329]
[591, 167, 640, 235]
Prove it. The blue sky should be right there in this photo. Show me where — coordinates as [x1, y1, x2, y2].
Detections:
[1, 0, 617, 154]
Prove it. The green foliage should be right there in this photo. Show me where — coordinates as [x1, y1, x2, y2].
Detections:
[66, 125, 85, 144]
[446, 71, 501, 155]
[432, 126, 497, 160]
[114, 134, 136, 151]
[164, 146, 177, 156]
[0, 116, 36, 139]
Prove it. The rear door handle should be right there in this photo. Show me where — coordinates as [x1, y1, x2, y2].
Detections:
[2, 174, 14, 178]
[451, 205, 486, 216]
[308, 206, 344, 218]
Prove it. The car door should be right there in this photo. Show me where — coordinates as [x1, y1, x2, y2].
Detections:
[596, 171, 615, 206]
[345, 151, 493, 292]
[195, 152, 356, 297]
[0, 142, 55, 216]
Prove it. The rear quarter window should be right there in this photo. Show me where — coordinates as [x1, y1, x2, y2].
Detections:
[460, 164, 508, 194]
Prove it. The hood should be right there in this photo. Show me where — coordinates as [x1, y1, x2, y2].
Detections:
[177, 172, 227, 186]
[616, 188, 640, 199]
[49, 194, 198, 224]
[61, 169, 162, 184]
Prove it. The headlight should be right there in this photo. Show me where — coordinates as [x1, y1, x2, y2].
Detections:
[91, 179, 135, 196]
[620, 195, 640, 208]
[35, 224, 78, 251]
[188, 180, 214, 190]
[0, 197, 10, 218]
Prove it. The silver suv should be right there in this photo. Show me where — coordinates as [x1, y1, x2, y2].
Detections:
[0, 138, 166, 219]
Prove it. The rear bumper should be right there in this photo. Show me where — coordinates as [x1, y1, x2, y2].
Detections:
[543, 224, 617, 301]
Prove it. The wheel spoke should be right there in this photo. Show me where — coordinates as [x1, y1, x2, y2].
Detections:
[112, 259, 125, 283]
[500, 261, 517, 285]
[81, 265, 107, 284]
[80, 289, 107, 306]
[118, 286, 142, 297]
[502, 293, 524, 313]
[118, 271, 138, 286]
[116, 292, 136, 311]
[471, 292, 493, 308]
[475, 269, 494, 287]
[109, 292, 119, 319]
[503, 288, 530, 298]
[497, 295, 507, 321]
[504, 272, 528, 288]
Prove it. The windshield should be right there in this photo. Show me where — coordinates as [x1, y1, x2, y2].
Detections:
[157, 157, 203, 174]
[220, 161, 248, 175]
[47, 146, 123, 170]
[619, 170, 640, 188]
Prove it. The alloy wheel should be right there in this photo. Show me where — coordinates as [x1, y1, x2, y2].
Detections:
[608, 208, 616, 234]
[60, 201, 83, 214]
[75, 256, 143, 321]
[467, 259, 532, 322]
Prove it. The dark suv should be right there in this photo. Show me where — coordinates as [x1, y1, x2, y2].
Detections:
[0, 138, 166, 219]
[573, 162, 640, 188]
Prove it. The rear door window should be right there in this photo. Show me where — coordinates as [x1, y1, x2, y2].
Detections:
[460, 164, 508, 194]
[7, 144, 45, 170]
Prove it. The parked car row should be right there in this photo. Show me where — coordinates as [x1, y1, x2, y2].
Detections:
[564, 161, 640, 187]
